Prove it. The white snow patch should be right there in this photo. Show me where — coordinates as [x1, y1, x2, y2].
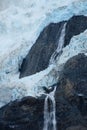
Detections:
[57, 30, 87, 65]
[85, 53, 87, 56]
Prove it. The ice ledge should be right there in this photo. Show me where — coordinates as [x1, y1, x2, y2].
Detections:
[0, 29, 87, 107]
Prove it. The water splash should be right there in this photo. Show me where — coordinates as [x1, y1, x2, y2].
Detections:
[43, 86, 57, 130]
[43, 23, 66, 130]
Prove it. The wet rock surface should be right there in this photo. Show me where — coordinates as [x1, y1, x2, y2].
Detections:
[0, 53, 87, 130]
[20, 15, 87, 78]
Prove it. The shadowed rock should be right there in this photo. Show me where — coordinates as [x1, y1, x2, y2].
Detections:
[65, 15, 87, 46]
[0, 96, 44, 130]
[43, 83, 58, 94]
[19, 21, 65, 78]
[0, 54, 87, 130]
[55, 53, 87, 130]
[19, 15, 87, 78]
[66, 125, 87, 130]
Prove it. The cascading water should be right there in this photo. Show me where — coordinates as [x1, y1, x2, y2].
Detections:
[43, 86, 57, 130]
[49, 23, 66, 64]
[43, 23, 66, 130]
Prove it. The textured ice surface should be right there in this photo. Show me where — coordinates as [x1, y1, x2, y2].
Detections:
[0, 30, 87, 108]
[0, 0, 87, 78]
[58, 30, 87, 66]
[0, 0, 87, 107]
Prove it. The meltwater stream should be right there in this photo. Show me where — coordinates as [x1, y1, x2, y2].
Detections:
[43, 86, 57, 130]
[43, 23, 66, 130]
[50, 23, 66, 64]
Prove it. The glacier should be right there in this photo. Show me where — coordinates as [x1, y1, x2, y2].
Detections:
[0, 0, 87, 107]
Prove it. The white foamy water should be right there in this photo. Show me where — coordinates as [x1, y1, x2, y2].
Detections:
[49, 23, 66, 64]
[43, 86, 57, 130]
[43, 23, 67, 130]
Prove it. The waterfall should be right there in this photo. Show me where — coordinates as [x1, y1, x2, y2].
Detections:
[43, 23, 66, 130]
[49, 23, 66, 64]
[43, 86, 57, 130]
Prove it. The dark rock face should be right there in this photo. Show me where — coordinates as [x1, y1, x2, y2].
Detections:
[65, 15, 87, 46]
[55, 53, 87, 130]
[0, 54, 87, 130]
[58, 53, 87, 99]
[0, 96, 44, 130]
[19, 22, 65, 78]
[66, 125, 87, 130]
[19, 15, 87, 78]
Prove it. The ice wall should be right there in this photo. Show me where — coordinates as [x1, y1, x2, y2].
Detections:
[0, 0, 87, 107]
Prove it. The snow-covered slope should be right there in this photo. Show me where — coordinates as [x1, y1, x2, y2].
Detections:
[0, 0, 87, 107]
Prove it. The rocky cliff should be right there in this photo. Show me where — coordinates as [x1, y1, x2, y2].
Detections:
[0, 1, 87, 130]
[0, 53, 87, 130]
[20, 15, 87, 77]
